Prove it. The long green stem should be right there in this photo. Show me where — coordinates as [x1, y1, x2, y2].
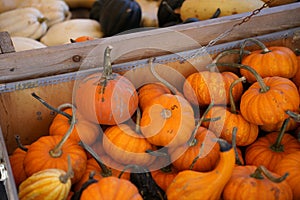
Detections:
[250, 165, 288, 182]
[286, 110, 300, 122]
[59, 155, 74, 184]
[231, 127, 243, 165]
[270, 118, 290, 152]
[229, 76, 246, 114]
[15, 135, 28, 152]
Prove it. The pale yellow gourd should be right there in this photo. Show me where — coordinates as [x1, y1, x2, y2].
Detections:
[17, 0, 71, 27]
[11, 37, 47, 52]
[0, 7, 48, 39]
[180, 0, 266, 21]
[0, 0, 22, 13]
[40, 19, 103, 46]
[136, 0, 161, 27]
[63, 0, 96, 8]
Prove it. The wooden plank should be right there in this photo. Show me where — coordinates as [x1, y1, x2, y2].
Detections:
[0, 3, 299, 84]
[0, 32, 15, 54]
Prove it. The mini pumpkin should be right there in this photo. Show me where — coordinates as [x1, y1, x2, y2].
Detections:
[74, 46, 139, 125]
[240, 38, 298, 83]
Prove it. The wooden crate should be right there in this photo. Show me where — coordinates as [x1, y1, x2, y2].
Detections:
[0, 3, 299, 198]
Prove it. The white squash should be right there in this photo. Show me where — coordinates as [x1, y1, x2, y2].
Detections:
[136, 0, 161, 27]
[18, 0, 71, 27]
[62, 0, 96, 8]
[11, 37, 47, 52]
[0, 7, 48, 39]
[0, 0, 22, 13]
[40, 19, 103, 46]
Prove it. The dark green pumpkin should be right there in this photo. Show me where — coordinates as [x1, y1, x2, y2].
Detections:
[90, 0, 142, 37]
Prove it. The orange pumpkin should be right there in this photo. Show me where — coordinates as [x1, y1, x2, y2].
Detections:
[80, 176, 143, 200]
[103, 124, 156, 167]
[240, 38, 298, 83]
[203, 77, 259, 146]
[183, 70, 243, 106]
[138, 82, 171, 111]
[74, 46, 138, 125]
[71, 36, 94, 43]
[170, 126, 220, 172]
[140, 93, 195, 147]
[151, 165, 178, 192]
[292, 54, 300, 87]
[245, 118, 300, 171]
[222, 165, 293, 200]
[274, 151, 300, 200]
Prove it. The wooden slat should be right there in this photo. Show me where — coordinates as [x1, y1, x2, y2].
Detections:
[0, 3, 300, 84]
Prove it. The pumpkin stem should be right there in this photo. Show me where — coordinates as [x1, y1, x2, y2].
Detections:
[213, 138, 232, 152]
[231, 127, 243, 165]
[118, 164, 146, 178]
[286, 110, 300, 122]
[145, 149, 169, 157]
[49, 105, 76, 157]
[241, 38, 271, 56]
[189, 142, 205, 170]
[14, 135, 28, 152]
[270, 118, 290, 152]
[188, 101, 218, 146]
[101, 46, 114, 79]
[78, 141, 112, 177]
[59, 155, 74, 184]
[149, 57, 179, 95]
[229, 77, 246, 114]
[161, 108, 172, 119]
[250, 165, 289, 182]
[37, 17, 47, 24]
[31, 92, 72, 120]
[211, 63, 270, 93]
[135, 107, 142, 134]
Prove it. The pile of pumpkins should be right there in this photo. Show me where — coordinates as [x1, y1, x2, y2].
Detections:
[8, 37, 300, 199]
[0, 0, 298, 51]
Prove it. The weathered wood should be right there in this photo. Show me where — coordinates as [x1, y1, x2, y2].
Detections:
[0, 3, 300, 83]
[0, 32, 15, 54]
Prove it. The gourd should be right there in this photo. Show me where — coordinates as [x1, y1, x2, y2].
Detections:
[18, 156, 73, 200]
[40, 19, 103, 46]
[157, 0, 184, 27]
[90, 0, 142, 36]
[166, 139, 235, 200]
[262, 0, 298, 7]
[0, 0, 22, 13]
[180, 0, 266, 21]
[292, 52, 300, 87]
[222, 165, 293, 200]
[0, 7, 48, 39]
[74, 46, 139, 125]
[151, 165, 178, 191]
[11, 36, 47, 52]
[136, 0, 161, 27]
[17, 0, 71, 27]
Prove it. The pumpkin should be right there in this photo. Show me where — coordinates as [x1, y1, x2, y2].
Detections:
[138, 82, 171, 111]
[183, 70, 243, 106]
[202, 76, 259, 146]
[19, 156, 73, 200]
[245, 118, 300, 171]
[274, 151, 300, 200]
[218, 63, 300, 126]
[9, 135, 29, 187]
[140, 93, 195, 147]
[222, 165, 293, 200]
[70, 36, 95, 43]
[40, 19, 103, 46]
[0, 7, 47, 39]
[170, 126, 220, 172]
[240, 38, 298, 83]
[11, 36, 47, 52]
[292, 52, 300, 87]
[166, 139, 235, 200]
[91, 0, 142, 36]
[75, 46, 138, 125]
[17, 0, 71, 27]
[103, 123, 156, 167]
[80, 176, 143, 200]
[151, 164, 178, 192]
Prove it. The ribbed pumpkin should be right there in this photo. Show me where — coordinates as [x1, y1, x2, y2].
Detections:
[170, 126, 220, 172]
[140, 93, 195, 147]
[240, 38, 298, 83]
[274, 151, 300, 200]
[19, 156, 73, 200]
[138, 82, 171, 111]
[292, 53, 300, 87]
[202, 76, 259, 146]
[183, 70, 243, 106]
[9, 136, 29, 187]
[222, 165, 293, 200]
[245, 118, 300, 172]
[80, 176, 143, 200]
[166, 139, 235, 200]
[74, 46, 138, 125]
[151, 165, 178, 192]
[103, 123, 156, 167]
